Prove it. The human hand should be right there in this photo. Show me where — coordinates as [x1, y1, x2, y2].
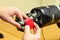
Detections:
[0, 7, 28, 28]
[23, 23, 40, 40]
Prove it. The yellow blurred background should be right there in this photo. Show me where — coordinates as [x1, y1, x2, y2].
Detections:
[0, 0, 60, 40]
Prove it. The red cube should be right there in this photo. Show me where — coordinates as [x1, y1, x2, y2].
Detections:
[24, 18, 34, 29]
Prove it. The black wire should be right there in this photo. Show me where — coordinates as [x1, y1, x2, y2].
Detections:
[41, 28, 45, 40]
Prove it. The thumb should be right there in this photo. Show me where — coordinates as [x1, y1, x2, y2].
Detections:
[24, 25, 30, 34]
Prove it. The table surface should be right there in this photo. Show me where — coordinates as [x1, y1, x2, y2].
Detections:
[0, 20, 60, 40]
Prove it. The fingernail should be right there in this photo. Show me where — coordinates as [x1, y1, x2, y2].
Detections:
[25, 25, 29, 27]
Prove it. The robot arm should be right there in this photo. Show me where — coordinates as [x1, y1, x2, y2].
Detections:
[28, 5, 60, 28]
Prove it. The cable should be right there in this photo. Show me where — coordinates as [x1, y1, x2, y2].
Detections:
[41, 28, 45, 40]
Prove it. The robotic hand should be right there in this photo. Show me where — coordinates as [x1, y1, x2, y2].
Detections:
[15, 5, 60, 31]
[29, 5, 60, 28]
